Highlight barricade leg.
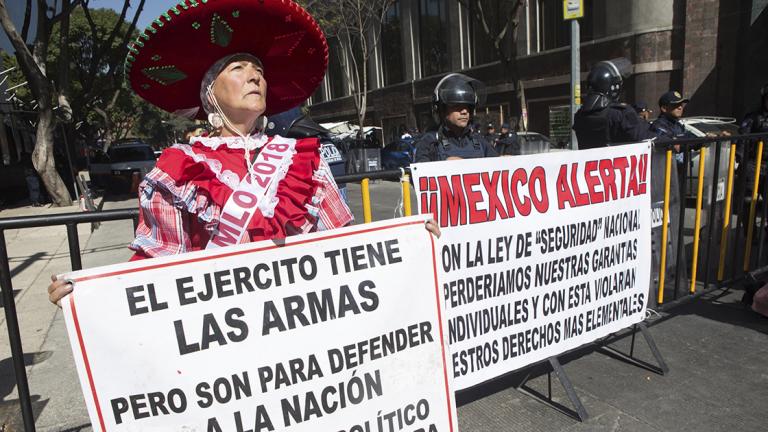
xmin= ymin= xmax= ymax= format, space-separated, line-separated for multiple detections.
xmin=744 ymin=141 xmax=764 ymax=271
xmin=717 ymin=143 xmax=738 ymax=281
xmin=637 ymin=323 xmax=670 ymax=374
xmin=401 ymin=173 xmax=412 ymax=217
xmin=601 ymin=324 xmax=669 ymax=376
xmin=757 ymin=159 xmax=768 ymax=266
xmin=704 ymin=142 xmax=723 ymax=290
xmin=729 ymin=142 xmax=751 ymax=279
xmin=515 ymin=357 xmax=589 ymax=422
xmin=690 ymin=148 xmax=707 ymax=293
xmin=361 ymin=178 xmax=372 ymax=223
xmin=548 ymin=357 xmax=589 ymax=422
xmin=658 ymin=150 xmax=673 ymax=304
xmin=674 ymin=150 xmax=690 ymax=299
xmin=0 ymin=231 xmax=37 ymax=431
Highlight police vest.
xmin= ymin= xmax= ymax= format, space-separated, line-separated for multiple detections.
xmin=574 ymin=107 xmax=610 ymax=150
xmin=434 ymin=132 xmax=488 ymax=161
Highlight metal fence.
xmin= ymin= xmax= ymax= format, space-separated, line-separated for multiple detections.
xmin=0 ymin=170 xmax=410 ymax=431
xmin=2 ymin=134 xmax=768 ymax=430
xmin=652 ymin=133 xmax=768 ymax=307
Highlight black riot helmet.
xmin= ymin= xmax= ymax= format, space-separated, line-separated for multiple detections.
xmin=582 ymin=58 xmax=633 ymax=111
xmin=431 ymin=73 xmax=486 ymax=123
xmin=265 ymin=107 xmax=330 ymax=139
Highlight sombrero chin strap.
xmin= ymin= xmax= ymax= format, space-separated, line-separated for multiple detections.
xmin=206 ymin=83 xmax=264 ymax=174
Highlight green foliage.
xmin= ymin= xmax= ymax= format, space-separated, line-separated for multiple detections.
xmin=1 ymin=52 xmax=34 ymax=105
xmin=45 ymin=6 xmax=182 ymax=147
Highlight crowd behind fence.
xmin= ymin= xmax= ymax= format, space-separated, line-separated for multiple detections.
xmin=2 ymin=133 xmax=768 ymax=431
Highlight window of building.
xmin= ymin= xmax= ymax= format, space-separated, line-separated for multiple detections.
xmin=468 ymin=1 xmax=506 ymax=66
xmin=382 ymin=2 xmax=405 ymax=85
xmin=534 ymin=0 xmax=595 ymax=52
xmin=328 ymin=38 xmax=346 ymax=100
xmin=419 ymin=0 xmax=450 ymax=77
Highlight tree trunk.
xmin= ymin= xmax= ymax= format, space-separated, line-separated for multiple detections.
xmin=0 ymin=0 xmax=73 ymax=206
xmin=34 ymin=106 xmax=72 ymax=205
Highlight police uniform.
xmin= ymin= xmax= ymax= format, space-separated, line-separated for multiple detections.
xmin=740 ymin=109 xmax=768 ymax=135
xmin=573 ymin=103 xmax=652 ymax=150
xmin=651 ymin=91 xmax=694 ymax=141
xmin=414 ymin=126 xmax=497 ymax=162
xmin=496 ymin=131 xmax=521 ymax=155
xmin=651 ymin=113 xmax=694 ymax=140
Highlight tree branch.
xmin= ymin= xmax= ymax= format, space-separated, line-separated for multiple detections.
xmin=49 ymin=0 xmax=83 ymax=26
xmin=0 ymin=0 xmax=46 ymax=98
xmin=93 ymin=0 xmax=130 ymax=70
xmin=100 ymin=0 xmax=145 ymax=87
xmin=21 ymin=0 xmax=32 ymax=41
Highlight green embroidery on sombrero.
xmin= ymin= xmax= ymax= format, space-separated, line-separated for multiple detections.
xmin=190 ymin=0 xmax=199 ymax=7
xmin=232 ymin=10 xmax=240 ymax=18
xmin=153 ymin=18 xmax=164 ymax=28
xmin=171 ymin=7 xmax=181 ymax=15
xmin=127 ymin=44 xmax=139 ymax=55
xmin=141 ymin=84 xmax=150 ymax=90
xmin=162 ymin=12 xmax=172 ymax=22
xmin=179 ymin=1 xmax=189 ymax=10
xmin=192 ymin=21 xmax=201 ymax=29
xmin=151 ymin=54 xmax=162 ymax=61
xmin=142 ymin=66 xmax=188 ymax=86
xmin=210 ymin=13 xmax=233 ymax=47
xmin=139 ymin=32 xmax=150 ymax=41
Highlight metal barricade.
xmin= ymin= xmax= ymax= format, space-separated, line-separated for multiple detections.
xmin=0 ymin=171 xmax=407 ymax=431
xmin=654 ymin=132 xmax=768 ymax=307
xmin=5 ymin=134 xmax=768 ymax=430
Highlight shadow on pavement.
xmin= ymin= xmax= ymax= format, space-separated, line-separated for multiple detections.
xmin=0 ymin=352 xmax=53 ymax=401
xmin=0 ymin=352 xmax=53 ymax=431
xmin=0 ymin=395 xmax=49 ymax=431
xmin=671 ymin=287 xmax=768 ymax=335
xmin=10 ymin=252 xmax=47 ymax=278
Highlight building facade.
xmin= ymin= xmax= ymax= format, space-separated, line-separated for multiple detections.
xmin=307 ymin=0 xmax=768 ymax=145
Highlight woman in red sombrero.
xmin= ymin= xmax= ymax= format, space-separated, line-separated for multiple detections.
xmin=48 ymin=0 xmax=439 ymax=304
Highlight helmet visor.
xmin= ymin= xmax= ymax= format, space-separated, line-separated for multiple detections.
xmin=604 ymin=58 xmax=633 ymax=79
xmin=436 ymin=73 xmax=487 ymax=108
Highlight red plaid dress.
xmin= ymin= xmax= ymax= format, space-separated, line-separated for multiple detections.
xmin=130 ymin=135 xmax=353 ymax=260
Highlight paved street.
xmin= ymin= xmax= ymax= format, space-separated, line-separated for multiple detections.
xmin=1 ymin=182 xmax=767 ymax=431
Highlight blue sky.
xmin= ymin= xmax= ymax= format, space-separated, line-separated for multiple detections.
xmin=1 ymin=0 xmax=180 ymax=53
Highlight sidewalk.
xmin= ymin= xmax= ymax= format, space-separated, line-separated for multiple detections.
xmin=1 ymin=184 xmax=767 ymax=431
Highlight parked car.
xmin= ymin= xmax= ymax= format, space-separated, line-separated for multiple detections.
xmin=89 ymin=139 xmax=157 ymax=192
xmin=500 ymin=132 xmax=553 ymax=155
xmin=679 ymin=117 xmax=739 ymax=206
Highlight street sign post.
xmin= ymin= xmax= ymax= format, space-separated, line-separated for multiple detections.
xmin=565 ymin=0 xmax=583 ymax=149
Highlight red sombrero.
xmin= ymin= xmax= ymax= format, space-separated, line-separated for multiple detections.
xmin=125 ymin=0 xmax=328 ymax=119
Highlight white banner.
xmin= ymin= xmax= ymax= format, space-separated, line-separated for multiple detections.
xmin=412 ymin=143 xmax=652 ymax=390
xmin=61 ymin=216 xmax=458 ymax=431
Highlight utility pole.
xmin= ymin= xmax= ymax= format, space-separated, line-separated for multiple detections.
xmin=564 ymin=0 xmax=583 ymax=150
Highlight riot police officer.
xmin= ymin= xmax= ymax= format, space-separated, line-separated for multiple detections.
xmin=740 ymin=83 xmax=768 ymax=135
xmin=266 ymin=107 xmax=348 ymax=201
xmin=496 ymin=121 xmax=521 ymax=156
xmin=573 ymin=58 xmax=653 ymax=149
xmin=651 ymin=91 xmax=694 ymax=141
xmin=414 ymin=73 xmax=497 ymax=162
xmin=632 ymin=102 xmax=652 ymax=122
xmin=484 ymin=123 xmax=498 ymax=144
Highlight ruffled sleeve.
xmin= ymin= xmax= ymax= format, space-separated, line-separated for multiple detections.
xmin=129 ymin=167 xmax=218 ymax=258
